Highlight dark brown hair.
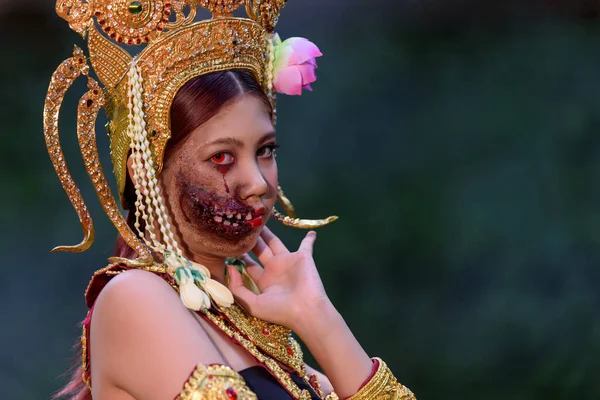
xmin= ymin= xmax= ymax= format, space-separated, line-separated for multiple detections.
xmin=54 ymin=69 xmax=271 ymax=399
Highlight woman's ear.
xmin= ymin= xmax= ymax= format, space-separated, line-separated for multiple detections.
xmin=126 ymin=155 xmax=137 ymax=187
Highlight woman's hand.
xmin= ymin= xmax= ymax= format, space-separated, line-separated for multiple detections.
xmin=226 ymin=226 xmax=331 ymax=331
xmin=228 ymin=226 xmax=375 ymax=398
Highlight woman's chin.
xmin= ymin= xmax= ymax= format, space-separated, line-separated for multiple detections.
xmin=199 ymin=228 xmax=262 ymax=258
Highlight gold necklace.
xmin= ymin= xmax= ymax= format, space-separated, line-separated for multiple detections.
xmin=218 ymin=303 xmax=306 ymax=377
xmin=199 ymin=306 xmax=317 ymax=400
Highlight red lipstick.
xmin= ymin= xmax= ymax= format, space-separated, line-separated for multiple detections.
xmin=249 ymin=206 xmax=266 ymax=228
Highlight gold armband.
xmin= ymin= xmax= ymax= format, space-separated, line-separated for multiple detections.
xmin=345 ymin=358 xmax=416 ymax=400
xmin=176 ymin=364 xmax=257 ymax=400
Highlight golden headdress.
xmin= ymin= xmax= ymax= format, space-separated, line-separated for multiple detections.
xmin=44 ymin=0 xmax=336 ymax=309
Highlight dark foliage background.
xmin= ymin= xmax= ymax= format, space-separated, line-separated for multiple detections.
xmin=1 ymin=0 xmax=600 ymax=399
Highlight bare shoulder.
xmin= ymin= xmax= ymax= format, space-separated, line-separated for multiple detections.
xmin=95 ymin=268 xmax=179 ymax=313
xmin=90 ymin=269 xmax=224 ymax=400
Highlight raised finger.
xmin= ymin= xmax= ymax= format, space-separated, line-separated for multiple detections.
xmin=298 ymin=231 xmax=317 ymax=255
xmin=260 ymin=226 xmax=289 ymax=255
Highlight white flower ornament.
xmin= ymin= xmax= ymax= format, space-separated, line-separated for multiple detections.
xmin=164 ymin=251 xmax=234 ymax=310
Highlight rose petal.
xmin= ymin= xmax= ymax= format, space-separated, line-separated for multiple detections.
xmin=303 ymin=84 xmax=313 ymax=92
xmin=297 ymin=63 xmax=317 ymax=85
xmin=274 ymin=65 xmax=303 ymax=95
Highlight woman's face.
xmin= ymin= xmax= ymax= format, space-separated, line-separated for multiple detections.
xmin=159 ymin=94 xmax=277 ymax=258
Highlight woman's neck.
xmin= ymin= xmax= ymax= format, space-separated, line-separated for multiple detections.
xmin=186 ymin=251 xmax=228 ymax=283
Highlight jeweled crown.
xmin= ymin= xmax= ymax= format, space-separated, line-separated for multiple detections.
xmin=57 ymin=0 xmax=284 ymax=197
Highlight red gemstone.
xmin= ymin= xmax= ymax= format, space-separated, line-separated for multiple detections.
xmin=94 ymin=11 xmax=101 ymax=16
xmin=103 ymin=26 xmax=111 ymax=32
xmin=127 ymin=38 xmax=133 ymax=45
xmin=157 ymin=25 xmax=163 ymax=31
xmin=286 ymin=347 xmax=294 ymax=356
xmin=225 ymin=387 xmax=237 ymax=400
xmin=98 ymin=19 xmax=105 ymax=25
xmin=165 ymin=2 xmax=171 ymax=7
xmin=164 ymin=9 xmax=171 ymax=16
xmin=144 ymin=36 xmax=150 ymax=42
xmin=262 ymin=328 xmax=269 ymax=335
xmin=78 ymin=58 xmax=84 ymax=64
xmin=117 ymin=36 xmax=124 ymax=43
xmin=136 ymin=38 xmax=141 ymax=44
xmin=110 ymin=33 xmax=116 ymax=39
xmin=86 ymin=99 xmax=93 ymax=107
xmin=93 ymin=89 xmax=98 ymax=95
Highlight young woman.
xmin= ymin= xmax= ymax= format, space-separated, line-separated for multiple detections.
xmin=47 ymin=1 xmax=416 ymax=399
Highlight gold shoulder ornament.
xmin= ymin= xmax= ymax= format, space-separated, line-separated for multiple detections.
xmin=177 ymin=364 xmax=257 ymax=400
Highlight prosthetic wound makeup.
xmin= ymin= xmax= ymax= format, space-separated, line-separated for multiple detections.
xmin=181 ymin=181 xmax=265 ymax=239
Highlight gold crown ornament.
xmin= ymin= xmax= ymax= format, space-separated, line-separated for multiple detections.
xmin=44 ymin=0 xmax=337 ymax=310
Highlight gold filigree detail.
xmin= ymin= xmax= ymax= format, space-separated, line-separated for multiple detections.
xmin=219 ymin=303 xmax=305 ymax=377
xmin=199 ymin=0 xmax=245 ymax=16
xmin=81 ymin=322 xmax=90 ymax=388
xmin=77 ymin=77 xmax=151 ymax=259
xmin=346 ymin=358 xmax=416 ymax=400
xmin=176 ymin=364 xmax=257 ymax=400
xmin=245 ymin=0 xmax=286 ymax=32
xmin=88 ymin=25 xmax=132 ymax=88
xmin=56 ymin=0 xmax=94 ymax=37
xmin=94 ymin=0 xmax=167 ymax=44
xmin=43 ymin=46 xmax=94 ymax=253
xmin=200 ymin=308 xmax=313 ymax=399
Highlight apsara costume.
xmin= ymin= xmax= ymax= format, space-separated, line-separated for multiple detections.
xmin=44 ymin=1 xmax=417 ymax=398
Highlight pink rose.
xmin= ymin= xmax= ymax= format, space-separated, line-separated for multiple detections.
xmin=272 ymin=34 xmax=323 ymax=96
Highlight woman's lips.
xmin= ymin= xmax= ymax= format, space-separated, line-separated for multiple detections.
xmin=249 ymin=206 xmax=266 ymax=228
xmin=249 ymin=216 xmax=263 ymax=228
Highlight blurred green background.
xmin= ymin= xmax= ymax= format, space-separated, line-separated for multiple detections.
xmin=1 ymin=0 xmax=600 ymax=399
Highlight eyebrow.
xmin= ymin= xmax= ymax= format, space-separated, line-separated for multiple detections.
xmin=201 ymin=131 xmax=276 ymax=149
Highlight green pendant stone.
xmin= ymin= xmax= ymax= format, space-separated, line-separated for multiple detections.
xmin=128 ymin=1 xmax=143 ymax=14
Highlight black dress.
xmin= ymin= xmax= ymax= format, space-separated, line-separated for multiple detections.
xmin=240 ymin=366 xmax=321 ymax=399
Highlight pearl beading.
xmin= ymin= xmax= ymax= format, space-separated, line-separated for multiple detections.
xmin=126 ymin=62 xmax=182 ymax=256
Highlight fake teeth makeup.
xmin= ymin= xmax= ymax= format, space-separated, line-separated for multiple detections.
xmin=209 ymin=208 xmax=264 ymax=230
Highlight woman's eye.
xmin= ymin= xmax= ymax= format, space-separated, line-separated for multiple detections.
xmin=257 ymin=144 xmax=278 ymax=158
xmin=210 ymin=152 xmax=235 ymax=165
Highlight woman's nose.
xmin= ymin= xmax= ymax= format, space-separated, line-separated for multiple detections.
xmin=238 ymin=162 xmax=269 ymax=200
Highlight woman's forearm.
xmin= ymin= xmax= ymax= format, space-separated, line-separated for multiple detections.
xmin=294 ymin=298 xmax=373 ymax=398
